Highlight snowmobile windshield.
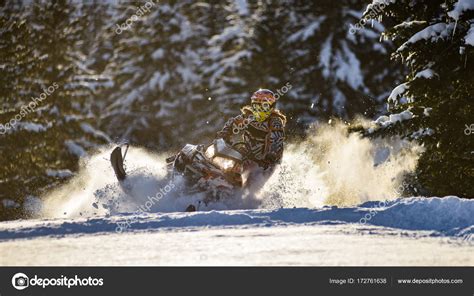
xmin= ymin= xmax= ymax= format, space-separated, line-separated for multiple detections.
xmin=205 ymin=145 xmax=237 ymax=171
xmin=205 ymin=139 xmax=243 ymax=171
xmin=213 ymin=138 xmax=243 ymax=162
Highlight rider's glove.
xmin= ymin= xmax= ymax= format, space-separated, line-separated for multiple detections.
xmin=257 ymin=152 xmax=278 ymax=170
xmin=265 ymin=152 xmax=278 ymax=163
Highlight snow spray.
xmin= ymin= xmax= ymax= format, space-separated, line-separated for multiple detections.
xmin=36 ymin=119 xmax=421 ymax=219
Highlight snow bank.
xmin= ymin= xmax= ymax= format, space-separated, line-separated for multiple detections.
xmin=368 ymin=196 xmax=474 ymax=235
xmin=1 ymin=196 xmax=472 ymax=241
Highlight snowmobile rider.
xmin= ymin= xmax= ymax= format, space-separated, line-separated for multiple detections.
xmin=216 ymin=89 xmax=287 ymax=169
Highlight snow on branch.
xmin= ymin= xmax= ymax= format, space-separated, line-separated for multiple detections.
xmin=448 ymin=0 xmax=474 ymax=21
xmin=388 ymin=82 xmax=409 ymax=104
xmin=397 ymin=23 xmax=455 ymax=52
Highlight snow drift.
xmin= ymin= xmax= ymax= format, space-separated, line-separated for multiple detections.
xmin=1 ymin=196 xmax=472 ymax=241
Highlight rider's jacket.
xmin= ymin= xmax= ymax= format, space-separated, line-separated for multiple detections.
xmin=216 ymin=106 xmax=286 ymax=168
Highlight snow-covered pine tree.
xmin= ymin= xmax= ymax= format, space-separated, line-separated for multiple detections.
xmin=359 ymin=0 xmax=474 ymax=198
xmin=203 ymin=0 xmax=269 ymax=134
xmin=204 ymin=0 xmax=402 ymax=134
xmin=100 ymin=0 xmax=212 ymax=148
xmin=0 ymin=4 xmax=42 ymax=219
xmin=280 ymin=0 xmax=403 ymax=125
xmin=0 ymin=1 xmax=110 ymax=219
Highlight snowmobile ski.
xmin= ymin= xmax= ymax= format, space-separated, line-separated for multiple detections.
xmin=110 ymin=145 xmax=127 ymax=181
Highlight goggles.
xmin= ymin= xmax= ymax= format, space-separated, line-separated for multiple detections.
xmin=251 ymin=102 xmax=273 ymax=113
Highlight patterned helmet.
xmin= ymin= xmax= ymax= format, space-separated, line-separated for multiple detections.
xmin=251 ymin=89 xmax=276 ymax=105
xmin=250 ymin=89 xmax=276 ymax=122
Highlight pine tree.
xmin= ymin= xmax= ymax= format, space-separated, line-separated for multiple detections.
xmin=100 ymin=0 xmax=212 ymax=148
xmin=0 ymin=3 xmax=42 ymax=219
xmin=357 ymin=0 xmax=474 ymax=198
xmin=280 ymin=0 xmax=403 ymax=123
xmin=0 ymin=1 xmax=110 ymax=220
xmin=204 ymin=0 xmax=402 ymax=134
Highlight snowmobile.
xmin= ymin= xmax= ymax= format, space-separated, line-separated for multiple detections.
xmin=110 ymin=138 xmax=255 ymax=211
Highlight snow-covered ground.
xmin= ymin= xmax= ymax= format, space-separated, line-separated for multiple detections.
xmin=0 ymin=196 xmax=472 ymax=266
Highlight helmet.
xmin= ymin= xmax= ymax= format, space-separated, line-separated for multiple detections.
xmin=250 ymin=89 xmax=276 ymax=122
